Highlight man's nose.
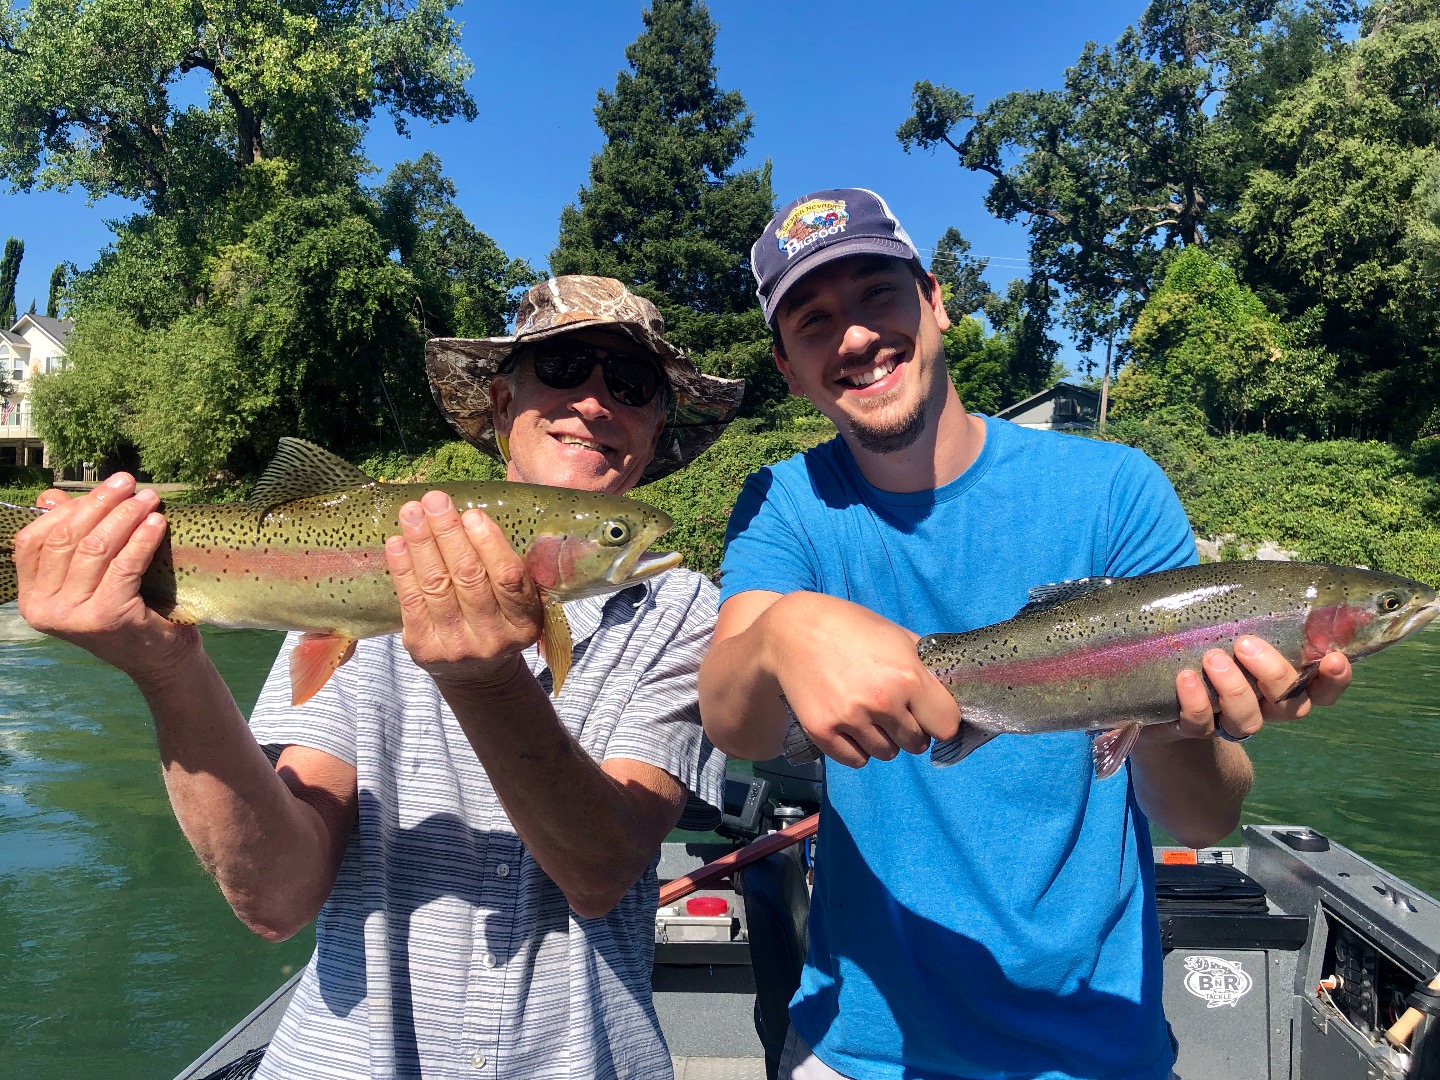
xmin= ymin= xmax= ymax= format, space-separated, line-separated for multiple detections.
xmin=569 ymin=366 xmax=614 ymax=418
xmin=839 ymin=321 xmax=881 ymax=356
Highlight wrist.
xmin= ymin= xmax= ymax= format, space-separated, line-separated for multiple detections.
xmin=428 ymin=652 xmax=536 ymax=702
xmin=127 ymin=628 xmax=209 ymax=696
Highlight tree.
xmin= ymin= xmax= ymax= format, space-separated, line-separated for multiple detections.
xmin=550 ymin=0 xmax=777 ymax=412
xmin=46 ymin=263 xmax=68 ymax=319
xmin=1111 ymin=247 xmax=1336 ymax=434
xmin=1224 ymin=0 xmax=1440 ymax=439
xmin=0 ymin=0 xmax=476 ymax=212
xmin=377 ymin=152 xmax=538 ymax=340
xmin=897 ymin=0 xmax=1358 ymax=349
xmin=0 ymin=236 xmax=21 ymax=327
xmin=1 ymin=1 xmax=522 ymax=479
xmin=930 ymin=227 xmax=995 ymax=323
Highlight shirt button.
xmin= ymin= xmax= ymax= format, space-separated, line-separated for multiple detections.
xmin=471 ymin=1050 xmax=486 ymax=1068
xmin=495 ymin=863 xmax=510 ymax=878
xmin=482 ymin=951 xmax=497 ymax=969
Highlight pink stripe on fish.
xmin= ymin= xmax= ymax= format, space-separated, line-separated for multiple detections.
xmin=942 ymin=613 xmax=1293 ymax=688
xmin=173 ymin=545 xmax=388 ymax=580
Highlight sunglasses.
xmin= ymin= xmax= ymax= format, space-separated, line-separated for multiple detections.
xmin=507 ymin=344 xmax=665 ymax=409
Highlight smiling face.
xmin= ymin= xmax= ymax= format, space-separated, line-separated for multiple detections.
xmin=490 ymin=329 xmax=669 ymax=495
xmin=772 ymin=255 xmax=952 ymax=456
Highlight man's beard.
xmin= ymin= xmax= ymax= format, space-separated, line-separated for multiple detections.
xmin=847 ymin=393 xmax=928 ymax=454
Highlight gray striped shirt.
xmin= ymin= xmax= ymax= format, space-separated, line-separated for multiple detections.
xmin=248 ymin=569 xmax=724 ymax=1080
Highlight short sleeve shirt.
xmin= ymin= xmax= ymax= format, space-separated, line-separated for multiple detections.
xmin=719 ymin=417 xmax=1196 ymax=1080
xmin=249 ymin=568 xmax=724 ymax=1080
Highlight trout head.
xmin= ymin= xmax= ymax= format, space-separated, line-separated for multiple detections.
xmin=522 ymin=501 xmax=681 ymax=601
xmin=1305 ymin=569 xmax=1440 ymax=662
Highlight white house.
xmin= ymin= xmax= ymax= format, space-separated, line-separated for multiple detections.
xmin=0 ymin=313 xmax=72 ymax=468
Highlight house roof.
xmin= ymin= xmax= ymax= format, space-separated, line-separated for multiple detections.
xmin=0 ymin=329 xmax=27 ymax=346
xmin=12 ymin=313 xmax=73 ymax=347
xmin=996 ymin=380 xmax=1100 ymax=419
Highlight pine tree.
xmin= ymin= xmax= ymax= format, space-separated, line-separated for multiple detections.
xmin=46 ymin=263 xmax=68 ymax=319
xmin=551 ymin=0 xmax=776 ymax=404
xmin=0 ymin=237 xmax=22 ymax=328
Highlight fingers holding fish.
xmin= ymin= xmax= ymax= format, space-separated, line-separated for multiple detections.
xmin=1201 ymin=648 xmax=1268 ymax=740
xmin=1300 ymin=650 xmax=1352 ymax=709
xmin=387 ymin=493 xmax=544 ymax=685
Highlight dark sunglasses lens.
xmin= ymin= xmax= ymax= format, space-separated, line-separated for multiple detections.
xmin=531 ymin=353 xmax=593 ymax=390
xmin=602 ymin=357 xmax=662 ymax=407
xmin=530 ymin=350 xmax=661 ymax=408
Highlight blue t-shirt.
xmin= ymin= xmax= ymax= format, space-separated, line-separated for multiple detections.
xmin=719 ymin=415 xmax=1197 ymax=1080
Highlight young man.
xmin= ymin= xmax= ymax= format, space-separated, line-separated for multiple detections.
xmin=698 ymin=189 xmax=1352 ymax=1080
xmin=14 ymin=276 xmax=744 ymax=1079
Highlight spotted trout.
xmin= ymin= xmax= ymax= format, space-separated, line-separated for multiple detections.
xmin=0 ymin=438 xmax=681 ymax=705
xmin=782 ymin=561 xmax=1438 ymax=779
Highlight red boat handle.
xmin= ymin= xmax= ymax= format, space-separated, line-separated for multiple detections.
xmin=659 ymin=813 xmax=819 ymax=907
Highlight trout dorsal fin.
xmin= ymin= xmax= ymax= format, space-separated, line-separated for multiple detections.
xmin=1017 ymin=576 xmax=1117 ymax=615
xmin=249 ymin=438 xmax=379 ymax=516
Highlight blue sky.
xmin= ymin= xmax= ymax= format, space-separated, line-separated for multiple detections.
xmin=0 ymin=0 xmax=1145 ymax=370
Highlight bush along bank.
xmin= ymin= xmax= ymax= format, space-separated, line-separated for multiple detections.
xmin=1101 ymin=409 xmax=1440 ymax=585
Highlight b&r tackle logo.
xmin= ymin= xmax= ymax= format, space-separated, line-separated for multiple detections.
xmin=776 ymin=199 xmax=849 ymax=258
xmin=1183 ymin=955 xmax=1253 ymax=1008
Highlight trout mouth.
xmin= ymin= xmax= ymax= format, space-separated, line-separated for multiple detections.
xmin=1392 ymin=598 xmax=1440 ymax=640
xmin=611 ymin=549 xmax=683 ymax=586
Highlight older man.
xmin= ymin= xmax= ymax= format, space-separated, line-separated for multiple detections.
xmin=14 ymin=276 xmax=743 ymax=1079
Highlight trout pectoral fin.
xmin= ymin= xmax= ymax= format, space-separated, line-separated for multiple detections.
xmin=1091 ymin=721 xmax=1144 ymax=780
xmin=930 ymin=723 xmax=1002 ymax=768
xmin=1278 ymin=660 xmax=1322 ymax=702
xmin=538 ymin=599 xmax=572 ymax=698
xmin=289 ymin=632 xmax=358 ymax=706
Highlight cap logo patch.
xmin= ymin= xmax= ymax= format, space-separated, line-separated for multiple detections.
xmin=776 ymin=199 xmax=849 ymax=258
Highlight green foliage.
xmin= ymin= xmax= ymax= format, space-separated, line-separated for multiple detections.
xmin=1102 ymin=414 xmax=1440 ymax=582
xmin=0 ymin=464 xmax=52 ymax=487
xmin=0 ymin=236 xmax=20 ymax=327
xmin=1114 ymin=247 xmax=1337 ymax=434
xmin=1221 ymin=0 xmax=1440 ymax=439
xmin=45 ymin=262 xmax=68 ymax=319
xmin=930 ymin=227 xmax=994 ymax=321
xmin=356 ymin=440 xmax=505 ymax=483
xmin=377 ymin=153 xmax=537 ymax=339
xmin=641 ymin=421 xmax=830 ymax=578
xmin=549 ymin=0 xmax=777 ymax=410
xmin=0 ymin=0 xmax=475 ymax=210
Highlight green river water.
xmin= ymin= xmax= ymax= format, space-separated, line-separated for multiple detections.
xmin=1 ymin=614 xmax=1437 ymax=1079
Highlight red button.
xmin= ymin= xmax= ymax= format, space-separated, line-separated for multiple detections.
xmin=686 ymin=896 xmax=729 ymax=917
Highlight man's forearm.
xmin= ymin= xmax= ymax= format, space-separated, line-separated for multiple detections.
xmin=439 ymin=663 xmax=682 ymax=918
xmin=137 ymin=650 xmax=352 ymax=940
xmin=697 ymin=598 xmax=796 ymax=761
xmin=1130 ymin=737 xmax=1253 ymax=849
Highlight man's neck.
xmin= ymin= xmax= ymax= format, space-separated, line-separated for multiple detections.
xmin=847 ymin=388 xmax=986 ymax=494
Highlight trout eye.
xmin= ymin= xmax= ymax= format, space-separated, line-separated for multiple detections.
xmin=1378 ymin=592 xmax=1402 ymax=613
xmin=601 ymin=520 xmax=631 ymax=546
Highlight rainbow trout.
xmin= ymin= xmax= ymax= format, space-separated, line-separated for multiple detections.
xmin=782 ymin=562 xmax=1437 ymax=778
xmin=0 ymin=439 xmax=681 ymax=705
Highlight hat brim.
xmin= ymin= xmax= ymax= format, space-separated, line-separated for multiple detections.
xmin=761 ymin=235 xmax=920 ymax=324
xmin=425 ymin=325 xmax=744 ymax=486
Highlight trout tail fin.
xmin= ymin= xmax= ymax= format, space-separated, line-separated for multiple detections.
xmin=0 ymin=502 xmax=46 ymax=605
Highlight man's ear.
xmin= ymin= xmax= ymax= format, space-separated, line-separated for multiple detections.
xmin=926 ymin=271 xmax=951 ymax=333
xmin=490 ymin=374 xmax=515 ymax=438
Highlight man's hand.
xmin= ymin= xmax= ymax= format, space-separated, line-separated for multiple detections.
xmin=385 ymin=490 xmax=545 ymax=692
xmin=757 ymin=592 xmax=960 ymax=769
xmin=1145 ymin=635 xmax=1353 ymax=748
xmin=14 ymin=473 xmax=201 ymax=682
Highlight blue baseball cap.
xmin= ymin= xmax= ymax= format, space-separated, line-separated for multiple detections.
xmin=751 ymin=187 xmax=923 ymax=325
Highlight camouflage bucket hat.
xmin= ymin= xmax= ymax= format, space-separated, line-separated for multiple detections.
xmin=426 ymin=276 xmax=745 ymax=485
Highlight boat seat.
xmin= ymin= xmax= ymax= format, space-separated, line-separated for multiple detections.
xmin=738 ymin=842 xmax=810 ymax=1080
